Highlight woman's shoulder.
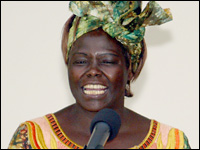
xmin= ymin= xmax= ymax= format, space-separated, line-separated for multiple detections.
xmin=8 ymin=113 xmax=57 ymax=149
xmin=17 ymin=114 xmax=53 ymax=133
xmin=8 ymin=122 xmax=32 ymax=149
xmin=126 ymin=109 xmax=191 ymax=149
xmin=149 ymin=120 xmax=191 ymax=149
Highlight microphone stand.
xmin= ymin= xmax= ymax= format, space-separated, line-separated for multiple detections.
xmin=84 ymin=122 xmax=110 ymax=149
xmin=84 ymin=145 xmax=104 ymax=149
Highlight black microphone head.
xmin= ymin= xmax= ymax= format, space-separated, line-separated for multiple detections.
xmin=90 ymin=108 xmax=121 ymax=142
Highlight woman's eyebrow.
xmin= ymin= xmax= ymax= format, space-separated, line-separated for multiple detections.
xmin=73 ymin=52 xmax=88 ymax=56
xmin=99 ymin=53 xmax=120 ymax=57
xmin=100 ymin=48 xmax=121 ymax=56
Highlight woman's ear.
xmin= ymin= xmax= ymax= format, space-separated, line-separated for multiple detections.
xmin=128 ymin=71 xmax=134 ymax=81
xmin=124 ymin=69 xmax=134 ymax=97
xmin=125 ymin=77 xmax=133 ymax=97
xmin=127 ymin=62 xmax=134 ymax=82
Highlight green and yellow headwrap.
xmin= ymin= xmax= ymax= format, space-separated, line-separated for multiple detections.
xmin=67 ymin=1 xmax=172 ymax=72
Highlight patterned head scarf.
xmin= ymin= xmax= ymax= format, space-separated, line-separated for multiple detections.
xmin=67 ymin=1 xmax=172 ymax=72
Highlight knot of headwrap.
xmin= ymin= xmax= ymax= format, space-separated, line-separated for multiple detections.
xmin=67 ymin=1 xmax=172 ymax=72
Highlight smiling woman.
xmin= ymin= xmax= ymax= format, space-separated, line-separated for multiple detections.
xmin=7 ymin=1 xmax=193 ymax=149
xmin=67 ymin=29 xmax=130 ymax=112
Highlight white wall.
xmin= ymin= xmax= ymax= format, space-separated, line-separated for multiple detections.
xmin=2 ymin=1 xmax=199 ymax=149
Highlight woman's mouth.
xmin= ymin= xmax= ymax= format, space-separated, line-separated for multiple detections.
xmin=83 ymin=84 xmax=108 ymax=95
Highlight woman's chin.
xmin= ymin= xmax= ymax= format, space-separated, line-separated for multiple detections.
xmin=80 ymin=101 xmax=110 ymax=112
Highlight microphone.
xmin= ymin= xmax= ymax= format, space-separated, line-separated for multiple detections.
xmin=85 ymin=108 xmax=121 ymax=149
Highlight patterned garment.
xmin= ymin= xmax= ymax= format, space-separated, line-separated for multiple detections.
xmin=8 ymin=114 xmax=191 ymax=149
xmin=67 ymin=1 xmax=173 ymax=72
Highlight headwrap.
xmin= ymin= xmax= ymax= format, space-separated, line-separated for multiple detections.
xmin=67 ymin=1 xmax=172 ymax=72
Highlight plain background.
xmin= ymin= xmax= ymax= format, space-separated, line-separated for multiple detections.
xmin=1 ymin=1 xmax=199 ymax=149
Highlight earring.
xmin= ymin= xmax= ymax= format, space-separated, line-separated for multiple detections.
xmin=125 ymin=80 xmax=133 ymax=97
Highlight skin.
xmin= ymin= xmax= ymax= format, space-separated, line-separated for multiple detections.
xmin=54 ymin=29 xmax=150 ymax=149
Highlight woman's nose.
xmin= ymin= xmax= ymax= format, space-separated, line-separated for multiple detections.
xmin=86 ymin=62 xmax=102 ymax=78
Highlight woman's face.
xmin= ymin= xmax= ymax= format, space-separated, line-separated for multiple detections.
xmin=67 ymin=29 xmax=130 ymax=112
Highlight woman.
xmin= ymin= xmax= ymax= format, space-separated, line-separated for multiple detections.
xmin=8 ymin=1 xmax=191 ymax=149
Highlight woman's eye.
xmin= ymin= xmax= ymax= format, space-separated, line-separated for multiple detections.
xmin=73 ymin=60 xmax=87 ymax=65
xmin=101 ymin=60 xmax=117 ymax=65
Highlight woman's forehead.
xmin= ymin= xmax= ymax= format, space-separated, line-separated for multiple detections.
xmin=70 ymin=29 xmax=124 ymax=55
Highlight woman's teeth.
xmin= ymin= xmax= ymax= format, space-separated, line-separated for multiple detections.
xmin=83 ymin=84 xmax=107 ymax=95
xmin=84 ymin=84 xmax=107 ymax=89
xmin=84 ymin=90 xmax=105 ymax=95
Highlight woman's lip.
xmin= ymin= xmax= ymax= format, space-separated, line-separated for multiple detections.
xmin=82 ymin=86 xmax=108 ymax=96
xmin=83 ymin=89 xmax=108 ymax=95
xmin=81 ymin=83 xmax=108 ymax=97
xmin=82 ymin=84 xmax=108 ymax=90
